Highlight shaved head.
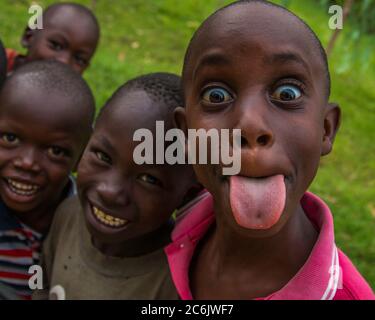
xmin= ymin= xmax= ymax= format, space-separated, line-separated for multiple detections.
xmin=43 ymin=2 xmax=100 ymax=43
xmin=183 ymin=0 xmax=330 ymax=98
xmin=98 ymin=72 xmax=183 ymax=128
xmin=0 ymin=60 xmax=95 ymax=137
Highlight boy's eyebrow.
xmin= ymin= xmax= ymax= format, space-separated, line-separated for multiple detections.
xmin=96 ymin=135 xmax=116 ymax=154
xmin=264 ymin=51 xmax=310 ymax=73
xmin=193 ymin=51 xmax=231 ymax=80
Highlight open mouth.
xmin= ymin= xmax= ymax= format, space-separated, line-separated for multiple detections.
xmin=91 ymin=205 xmax=129 ymax=229
xmin=6 ymin=178 xmax=40 ymax=197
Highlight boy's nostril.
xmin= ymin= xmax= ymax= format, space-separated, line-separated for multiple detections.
xmin=257 ymin=134 xmax=269 ymax=146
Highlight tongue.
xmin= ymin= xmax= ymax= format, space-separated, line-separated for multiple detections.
xmin=229 ymin=174 xmax=286 ymax=230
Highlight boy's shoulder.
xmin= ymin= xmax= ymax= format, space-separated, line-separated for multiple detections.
xmin=335 ymin=249 xmax=375 ymax=300
xmin=167 ymin=191 xmax=375 ymax=300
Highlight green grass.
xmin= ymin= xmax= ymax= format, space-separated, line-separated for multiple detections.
xmin=0 ymin=0 xmax=374 ymax=289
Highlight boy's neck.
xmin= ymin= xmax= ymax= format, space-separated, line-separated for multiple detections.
xmin=215 ymin=203 xmax=317 ymax=265
xmin=12 ymin=200 xmax=60 ymax=235
xmin=192 ymin=203 xmax=318 ymax=298
xmin=92 ymin=220 xmax=174 ymax=258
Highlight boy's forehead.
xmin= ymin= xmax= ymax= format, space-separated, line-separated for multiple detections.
xmin=186 ymin=4 xmax=321 ymax=80
xmin=99 ymin=89 xmax=173 ymax=133
xmin=43 ymin=6 xmax=98 ymax=47
xmin=0 ymin=81 xmax=88 ymax=133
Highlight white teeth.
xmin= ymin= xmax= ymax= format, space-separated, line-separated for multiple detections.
xmin=92 ymin=206 xmax=128 ymax=228
xmin=7 ymin=179 xmax=39 ymax=196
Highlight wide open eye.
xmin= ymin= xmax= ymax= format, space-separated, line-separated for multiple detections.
xmin=202 ymin=87 xmax=233 ymax=105
xmin=271 ymin=84 xmax=302 ymax=102
xmin=1 ymin=133 xmax=19 ymax=145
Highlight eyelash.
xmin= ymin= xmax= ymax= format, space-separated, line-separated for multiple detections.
xmin=47 ymin=146 xmax=70 ymax=159
xmin=272 ymin=78 xmax=306 ymax=94
xmin=138 ymin=173 xmax=163 ymax=188
xmin=200 ymin=83 xmax=234 ymax=108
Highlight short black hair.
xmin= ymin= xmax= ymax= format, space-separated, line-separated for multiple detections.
xmin=44 ymin=2 xmax=100 ymax=40
xmin=99 ymin=72 xmax=183 ymax=119
xmin=183 ymin=0 xmax=331 ymax=98
xmin=0 ymin=38 xmax=7 ymax=89
xmin=3 ymin=60 xmax=95 ymax=125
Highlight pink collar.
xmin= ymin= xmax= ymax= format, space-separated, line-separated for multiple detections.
xmin=165 ymin=191 xmax=341 ymax=300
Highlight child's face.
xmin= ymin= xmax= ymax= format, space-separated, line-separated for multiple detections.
xmin=23 ymin=8 xmax=98 ymax=74
xmin=179 ymin=5 xmax=340 ymax=236
xmin=77 ymin=90 xmax=194 ymax=245
xmin=0 ymin=86 xmax=87 ymax=214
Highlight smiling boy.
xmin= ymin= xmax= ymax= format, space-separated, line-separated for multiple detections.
xmin=167 ymin=0 xmax=374 ymax=300
xmin=0 ymin=60 xmax=94 ymax=299
xmin=6 ymin=2 xmax=99 ymax=74
xmin=33 ymin=73 xmax=198 ymax=300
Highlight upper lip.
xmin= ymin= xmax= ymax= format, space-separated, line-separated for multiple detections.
xmin=4 ymin=176 xmax=42 ymax=187
xmin=224 ymin=169 xmax=291 ymax=180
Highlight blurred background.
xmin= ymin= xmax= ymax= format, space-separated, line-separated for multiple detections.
xmin=0 ymin=0 xmax=374 ymax=289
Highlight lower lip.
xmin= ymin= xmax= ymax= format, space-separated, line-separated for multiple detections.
xmin=2 ymin=179 xmax=40 ymax=204
xmin=86 ymin=203 xmax=130 ymax=235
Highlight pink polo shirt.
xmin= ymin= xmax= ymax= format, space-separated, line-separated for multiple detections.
xmin=165 ymin=191 xmax=374 ymax=300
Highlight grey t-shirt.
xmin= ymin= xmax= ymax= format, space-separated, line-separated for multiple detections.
xmin=32 ymin=196 xmax=179 ymax=300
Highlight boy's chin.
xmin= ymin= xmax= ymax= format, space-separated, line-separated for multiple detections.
xmin=0 ymin=192 xmax=42 ymax=214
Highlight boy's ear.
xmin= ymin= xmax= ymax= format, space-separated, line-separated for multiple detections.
xmin=173 ymin=107 xmax=189 ymax=168
xmin=174 ymin=107 xmax=189 ymax=157
xmin=173 ymin=107 xmax=188 ymax=135
xmin=321 ymin=102 xmax=341 ymax=156
xmin=21 ymin=26 xmax=35 ymax=49
xmin=73 ymin=131 xmax=92 ymax=172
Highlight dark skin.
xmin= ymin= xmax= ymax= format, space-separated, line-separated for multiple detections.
xmin=175 ymin=4 xmax=341 ymax=299
xmin=77 ymin=89 xmax=197 ymax=257
xmin=16 ymin=5 xmax=99 ymax=74
xmin=0 ymin=80 xmax=91 ymax=234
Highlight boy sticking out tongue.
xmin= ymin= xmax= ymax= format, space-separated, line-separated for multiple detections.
xmin=167 ymin=0 xmax=374 ymax=300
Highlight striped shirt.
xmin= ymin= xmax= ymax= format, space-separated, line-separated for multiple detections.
xmin=0 ymin=177 xmax=76 ymax=300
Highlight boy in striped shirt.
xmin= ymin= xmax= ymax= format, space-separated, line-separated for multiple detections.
xmin=0 ymin=60 xmax=94 ymax=299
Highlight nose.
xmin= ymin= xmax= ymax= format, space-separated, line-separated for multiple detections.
xmin=13 ymin=147 xmax=42 ymax=173
xmin=96 ymin=176 xmax=130 ymax=208
xmin=235 ymin=96 xmax=274 ymax=150
xmin=55 ymin=52 xmax=72 ymax=66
